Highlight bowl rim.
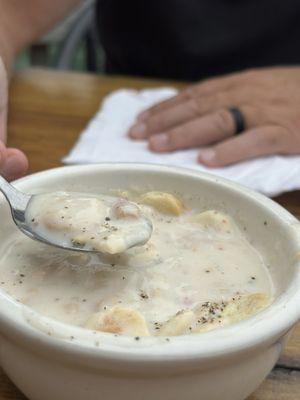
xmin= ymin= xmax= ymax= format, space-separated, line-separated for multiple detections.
xmin=0 ymin=163 xmax=299 ymax=364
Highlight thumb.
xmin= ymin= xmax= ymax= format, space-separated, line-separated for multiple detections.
xmin=1 ymin=148 xmax=28 ymax=181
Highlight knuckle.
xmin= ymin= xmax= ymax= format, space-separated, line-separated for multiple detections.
xmin=214 ymin=91 xmax=228 ymax=104
xmin=260 ymin=128 xmax=285 ymax=151
xmin=196 ymin=76 xmax=218 ymax=91
xmin=214 ymin=109 xmax=234 ymax=134
xmin=168 ymin=131 xmax=180 ymax=148
xmin=192 ymin=92 xmax=226 ymax=114
xmin=188 ymin=98 xmax=204 ymax=116
xmin=183 ymin=86 xmax=198 ymax=100
xmin=147 ymin=116 xmax=164 ymax=132
xmin=242 ymin=69 xmax=259 ymax=82
xmin=245 ymin=104 xmax=267 ymax=127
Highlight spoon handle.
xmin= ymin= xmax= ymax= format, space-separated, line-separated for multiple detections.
xmin=0 ymin=175 xmax=31 ymax=212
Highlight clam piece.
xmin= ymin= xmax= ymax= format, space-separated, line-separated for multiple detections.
xmin=141 ymin=191 xmax=183 ymax=215
xmin=190 ymin=210 xmax=236 ymax=235
xmin=85 ymin=306 xmax=150 ymax=336
xmin=158 ymin=309 xmax=195 ymax=336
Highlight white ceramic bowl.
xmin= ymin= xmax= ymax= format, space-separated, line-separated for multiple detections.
xmin=0 ymin=164 xmax=299 ymax=400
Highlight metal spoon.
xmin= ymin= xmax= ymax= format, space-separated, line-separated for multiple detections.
xmin=0 ymin=175 xmax=151 ymax=256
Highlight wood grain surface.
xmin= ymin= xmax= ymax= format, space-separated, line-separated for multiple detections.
xmin=1 ymin=68 xmax=299 ymax=400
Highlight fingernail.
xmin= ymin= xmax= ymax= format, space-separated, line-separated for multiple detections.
xmin=137 ymin=110 xmax=150 ymax=122
xmin=2 ymin=155 xmax=24 ymax=181
xmin=129 ymin=123 xmax=147 ymax=139
xmin=199 ymin=149 xmax=216 ymax=164
xmin=150 ymin=133 xmax=169 ymax=151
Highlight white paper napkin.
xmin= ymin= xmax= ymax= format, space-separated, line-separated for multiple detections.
xmin=63 ymin=87 xmax=300 ymax=197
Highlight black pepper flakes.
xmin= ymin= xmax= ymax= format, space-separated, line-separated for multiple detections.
xmin=105 ymin=217 xmax=111 ymax=221
xmin=140 ymin=291 xmax=149 ymax=299
xmin=134 ymin=336 xmax=140 ymax=341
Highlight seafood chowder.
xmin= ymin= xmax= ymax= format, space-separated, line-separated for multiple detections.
xmin=0 ymin=190 xmax=273 ymax=337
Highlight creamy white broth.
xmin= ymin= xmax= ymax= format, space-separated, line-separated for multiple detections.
xmin=0 ymin=191 xmax=274 ymax=337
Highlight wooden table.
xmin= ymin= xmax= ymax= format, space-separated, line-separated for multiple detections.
xmin=2 ymin=68 xmax=299 ymax=399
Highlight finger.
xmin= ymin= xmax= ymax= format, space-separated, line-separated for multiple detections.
xmin=1 ymin=148 xmax=28 ymax=181
xmin=0 ymin=106 xmax=7 ymax=143
xmin=137 ymin=70 xmax=254 ymax=122
xmin=129 ymin=90 xmax=254 ymax=139
xmin=0 ymin=58 xmax=8 ymax=143
xmin=148 ymin=106 xmax=257 ymax=153
xmin=0 ymin=140 xmax=7 ymax=169
xmin=198 ymin=125 xmax=285 ymax=167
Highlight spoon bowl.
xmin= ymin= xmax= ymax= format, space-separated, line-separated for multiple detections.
xmin=0 ymin=175 xmax=151 ymax=258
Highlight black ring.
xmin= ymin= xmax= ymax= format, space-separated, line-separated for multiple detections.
xmin=228 ymin=107 xmax=245 ymax=135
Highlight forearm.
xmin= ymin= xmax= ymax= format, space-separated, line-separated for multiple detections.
xmin=0 ymin=0 xmax=83 ymax=71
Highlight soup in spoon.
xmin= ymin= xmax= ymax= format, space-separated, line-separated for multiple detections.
xmin=25 ymin=192 xmax=153 ymax=254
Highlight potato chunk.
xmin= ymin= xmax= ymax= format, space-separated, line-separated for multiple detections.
xmin=190 ymin=210 xmax=236 ymax=234
xmin=157 ymin=310 xmax=195 ymax=336
xmin=193 ymin=293 xmax=271 ymax=333
xmin=141 ymin=191 xmax=183 ymax=216
xmin=222 ymin=293 xmax=270 ymax=323
xmin=85 ymin=306 xmax=150 ymax=336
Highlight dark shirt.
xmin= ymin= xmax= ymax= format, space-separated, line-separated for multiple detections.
xmin=96 ymin=0 xmax=300 ymax=81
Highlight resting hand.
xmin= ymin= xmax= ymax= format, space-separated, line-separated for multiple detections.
xmin=0 ymin=56 xmax=28 ymax=181
xmin=129 ymin=67 xmax=300 ymax=166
